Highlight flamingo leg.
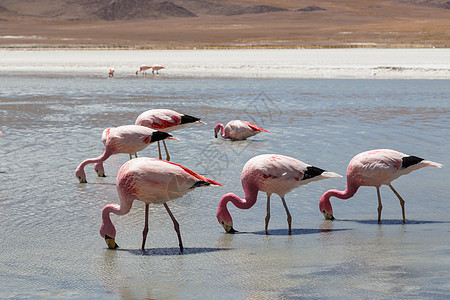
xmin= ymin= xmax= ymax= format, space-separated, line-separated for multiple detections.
xmin=142 ymin=203 xmax=149 ymax=250
xmin=157 ymin=141 xmax=162 ymax=160
xmin=265 ymin=194 xmax=271 ymax=234
xmin=163 ymin=203 xmax=183 ymax=252
xmin=376 ymin=187 xmax=383 ymax=224
xmin=162 ymin=140 xmax=170 ymax=161
xmin=134 ymin=152 xmax=138 ymax=158
xmin=280 ymin=196 xmax=292 ymax=234
xmin=388 ymin=184 xmax=406 ymax=223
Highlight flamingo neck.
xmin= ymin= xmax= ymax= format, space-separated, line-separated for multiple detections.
xmin=215 ymin=123 xmax=226 ymax=138
xmin=218 ymin=186 xmax=258 ymax=215
xmin=77 ymin=149 xmax=112 ymax=171
xmin=100 ymin=203 xmax=131 ymax=238
xmin=320 ymin=182 xmax=359 ymax=205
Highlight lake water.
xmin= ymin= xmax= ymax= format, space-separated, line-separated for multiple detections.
xmin=0 ymin=50 xmax=449 ymax=299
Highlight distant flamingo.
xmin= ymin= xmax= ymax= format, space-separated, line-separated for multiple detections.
xmin=151 ymin=65 xmax=165 ymax=74
xmin=135 ymin=109 xmax=205 ymax=161
xmin=216 ymin=154 xmax=341 ymax=234
xmin=0 ymin=130 xmax=4 ymax=135
xmin=100 ymin=157 xmax=222 ymax=251
xmin=136 ymin=64 xmax=151 ymax=75
xmin=214 ymin=120 xmax=269 ymax=140
xmin=75 ymin=125 xmax=176 ymax=183
xmin=319 ymin=149 xmax=443 ymax=223
xmin=108 ymin=68 xmax=115 ymax=77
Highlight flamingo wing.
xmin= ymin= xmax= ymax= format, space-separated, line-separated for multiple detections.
xmin=242 ymin=121 xmax=269 ymax=132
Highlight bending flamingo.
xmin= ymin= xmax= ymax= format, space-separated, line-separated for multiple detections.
xmin=108 ymin=68 xmax=115 ymax=77
xmin=151 ymin=65 xmax=165 ymax=74
xmin=135 ymin=109 xmax=205 ymax=161
xmin=214 ymin=120 xmax=269 ymax=141
xmin=216 ymin=154 xmax=341 ymax=234
xmin=136 ymin=64 xmax=151 ymax=75
xmin=100 ymin=157 xmax=222 ymax=251
xmin=319 ymin=149 xmax=443 ymax=223
xmin=75 ymin=125 xmax=175 ymax=183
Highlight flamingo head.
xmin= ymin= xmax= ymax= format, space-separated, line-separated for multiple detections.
xmin=319 ymin=194 xmax=335 ymax=220
xmin=216 ymin=194 xmax=237 ymax=233
xmin=213 ymin=124 xmax=222 ymax=138
xmin=100 ymin=206 xmax=119 ymax=249
xmin=75 ymin=167 xmax=87 ymax=183
xmin=94 ymin=162 xmax=106 ymax=177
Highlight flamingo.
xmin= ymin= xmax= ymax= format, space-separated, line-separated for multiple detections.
xmin=136 ymin=64 xmax=151 ymax=75
xmin=319 ymin=149 xmax=443 ymax=223
xmin=100 ymin=157 xmax=222 ymax=251
xmin=0 ymin=130 xmax=4 ymax=135
xmin=216 ymin=154 xmax=342 ymax=234
xmin=75 ymin=125 xmax=176 ymax=183
xmin=108 ymin=68 xmax=115 ymax=77
xmin=151 ymin=65 xmax=165 ymax=74
xmin=214 ymin=120 xmax=269 ymax=140
xmin=135 ymin=109 xmax=205 ymax=161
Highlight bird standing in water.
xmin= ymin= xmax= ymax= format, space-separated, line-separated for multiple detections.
xmin=135 ymin=109 xmax=205 ymax=161
xmin=214 ymin=120 xmax=269 ymax=141
xmin=216 ymin=154 xmax=341 ymax=234
xmin=319 ymin=149 xmax=442 ymax=223
xmin=100 ymin=157 xmax=222 ymax=251
xmin=75 ymin=125 xmax=175 ymax=183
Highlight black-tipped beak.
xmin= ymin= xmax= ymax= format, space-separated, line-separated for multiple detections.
xmin=227 ymin=227 xmax=238 ymax=234
xmin=105 ymin=235 xmax=119 ymax=249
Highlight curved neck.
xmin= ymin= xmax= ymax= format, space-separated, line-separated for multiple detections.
xmin=320 ymin=183 xmax=359 ymax=205
xmin=77 ymin=149 xmax=112 ymax=170
xmin=219 ymin=186 xmax=259 ymax=212
xmin=215 ymin=124 xmax=225 ymax=138
xmin=100 ymin=201 xmax=133 ymax=238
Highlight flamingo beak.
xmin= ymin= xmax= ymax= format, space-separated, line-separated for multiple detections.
xmin=322 ymin=212 xmax=335 ymax=220
xmin=222 ymin=223 xmax=238 ymax=234
xmin=78 ymin=177 xmax=87 ymax=184
xmin=214 ymin=131 xmax=218 ymax=138
xmin=96 ymin=170 xmax=106 ymax=177
xmin=105 ymin=235 xmax=119 ymax=249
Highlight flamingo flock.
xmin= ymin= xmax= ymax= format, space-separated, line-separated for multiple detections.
xmin=75 ymin=106 xmax=442 ymax=252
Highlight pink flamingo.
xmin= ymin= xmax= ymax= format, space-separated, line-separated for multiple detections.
xmin=216 ymin=154 xmax=341 ymax=234
xmin=151 ymin=65 xmax=165 ymax=74
xmin=319 ymin=149 xmax=443 ymax=223
xmin=75 ymin=125 xmax=176 ymax=183
xmin=0 ymin=130 xmax=4 ymax=135
xmin=214 ymin=120 xmax=269 ymax=140
xmin=107 ymin=68 xmax=115 ymax=77
xmin=136 ymin=64 xmax=151 ymax=75
xmin=135 ymin=109 xmax=205 ymax=161
xmin=100 ymin=157 xmax=222 ymax=251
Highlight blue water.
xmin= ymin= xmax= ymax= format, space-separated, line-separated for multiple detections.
xmin=0 ymin=74 xmax=449 ymax=299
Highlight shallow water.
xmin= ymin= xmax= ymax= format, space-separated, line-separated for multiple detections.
xmin=0 ymin=55 xmax=449 ymax=298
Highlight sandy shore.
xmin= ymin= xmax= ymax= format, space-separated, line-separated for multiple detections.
xmin=0 ymin=48 xmax=449 ymax=79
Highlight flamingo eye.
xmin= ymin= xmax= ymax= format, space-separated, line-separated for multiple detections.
xmin=221 ymin=221 xmax=224 ymax=225
xmin=322 ymin=210 xmax=326 ymax=213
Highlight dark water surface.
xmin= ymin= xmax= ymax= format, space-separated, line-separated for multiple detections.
xmin=0 ymin=75 xmax=449 ymax=299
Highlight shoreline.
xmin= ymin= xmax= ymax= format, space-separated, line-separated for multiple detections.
xmin=0 ymin=48 xmax=448 ymax=80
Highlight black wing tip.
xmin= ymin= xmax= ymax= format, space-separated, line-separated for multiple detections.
xmin=150 ymin=131 xmax=171 ymax=142
xmin=180 ymin=114 xmax=201 ymax=125
xmin=190 ymin=181 xmax=211 ymax=189
xmin=402 ymin=156 xmax=424 ymax=169
xmin=302 ymin=166 xmax=325 ymax=180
